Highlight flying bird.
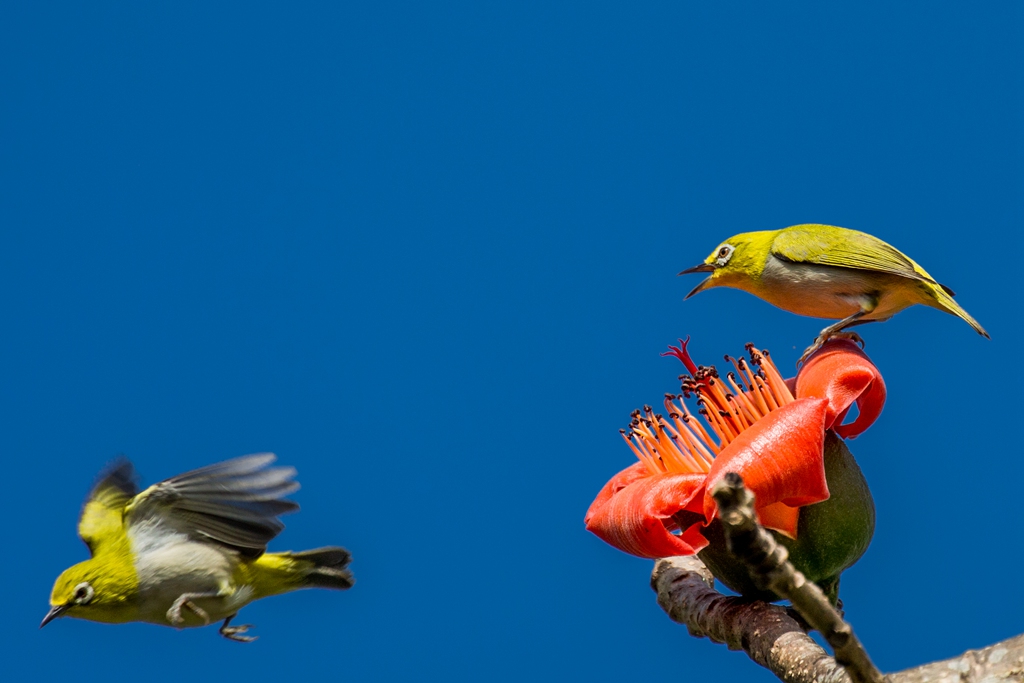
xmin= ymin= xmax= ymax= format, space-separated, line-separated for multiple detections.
xmin=42 ymin=453 xmax=353 ymax=641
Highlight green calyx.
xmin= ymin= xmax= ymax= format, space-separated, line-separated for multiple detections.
xmin=697 ymin=431 xmax=875 ymax=603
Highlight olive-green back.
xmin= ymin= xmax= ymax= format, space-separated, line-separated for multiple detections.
xmin=770 ymin=224 xmax=953 ymax=295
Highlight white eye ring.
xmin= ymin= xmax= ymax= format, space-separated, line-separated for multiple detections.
xmin=73 ymin=582 xmax=94 ymax=605
xmin=714 ymin=244 xmax=734 ymax=267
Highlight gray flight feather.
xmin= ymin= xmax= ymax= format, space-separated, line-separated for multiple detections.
xmin=126 ymin=453 xmax=300 ymax=557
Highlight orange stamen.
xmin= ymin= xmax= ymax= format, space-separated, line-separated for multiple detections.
xmin=699 ymin=397 xmax=737 ymax=444
xmin=621 ymin=430 xmax=663 ymax=475
xmin=628 ymin=405 xmax=709 ymax=475
xmin=647 ymin=409 xmax=702 ymax=471
xmin=705 ymin=378 xmax=745 ymax=433
xmin=640 ymin=411 xmax=693 ymax=473
xmin=738 ymin=359 xmax=770 ymax=415
xmin=724 ymin=356 xmax=751 ymax=391
xmin=677 ymin=403 xmax=720 ymax=454
xmin=633 ymin=425 xmax=667 ymax=472
xmin=757 ymin=349 xmax=795 ymax=405
xmin=665 ymin=393 xmax=717 ymax=455
xmin=726 ymin=373 xmax=763 ymax=421
xmin=695 ymin=407 xmax=726 ymax=446
xmin=755 ymin=377 xmax=780 ymax=411
xmin=704 ymin=378 xmax=730 ymax=414
xmin=726 ymin=394 xmax=752 ymax=429
xmin=676 ymin=414 xmax=718 ymax=464
xmin=624 ymin=341 xmax=799 ymax=476
xmin=659 ymin=419 xmax=713 ymax=472
xmin=656 ymin=422 xmax=703 ymax=473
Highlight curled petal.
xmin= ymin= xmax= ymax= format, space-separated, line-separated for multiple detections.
xmin=584 ymin=461 xmax=650 ymax=527
xmin=703 ymin=398 xmax=830 ymax=522
xmin=585 ymin=472 xmax=708 ymax=558
xmin=796 ymin=339 xmax=886 ymax=438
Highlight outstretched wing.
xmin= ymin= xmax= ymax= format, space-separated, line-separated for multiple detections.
xmin=771 ymin=224 xmax=955 ymax=295
xmin=78 ymin=459 xmax=138 ymax=556
xmin=124 ymin=453 xmax=299 ymax=558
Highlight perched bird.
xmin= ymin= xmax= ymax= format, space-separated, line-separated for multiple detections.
xmin=679 ymin=224 xmax=988 ymax=361
xmin=42 ymin=453 xmax=353 ymax=642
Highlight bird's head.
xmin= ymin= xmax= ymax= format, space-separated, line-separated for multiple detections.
xmin=678 ymin=231 xmax=774 ymax=298
xmin=42 ymin=558 xmax=137 ymax=627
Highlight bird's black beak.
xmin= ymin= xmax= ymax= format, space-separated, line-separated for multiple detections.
xmin=677 ymin=263 xmax=716 ymax=276
xmin=678 ymin=263 xmax=717 ymax=299
xmin=40 ymin=604 xmax=69 ymax=628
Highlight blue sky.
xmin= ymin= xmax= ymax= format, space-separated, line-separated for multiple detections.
xmin=2 ymin=3 xmax=1020 ymax=681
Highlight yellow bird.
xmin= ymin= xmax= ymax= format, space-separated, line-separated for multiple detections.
xmin=42 ymin=453 xmax=353 ymax=642
xmin=679 ymin=224 xmax=988 ymax=361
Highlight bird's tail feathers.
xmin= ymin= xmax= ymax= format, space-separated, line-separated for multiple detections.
xmin=932 ymin=286 xmax=989 ymax=339
xmin=254 ymin=546 xmax=354 ymax=596
xmin=288 ymin=547 xmax=355 ymax=590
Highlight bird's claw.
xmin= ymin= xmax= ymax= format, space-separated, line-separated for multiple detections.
xmin=830 ymin=331 xmax=865 ymax=348
xmin=220 ymin=615 xmax=257 ymax=642
xmin=797 ymin=331 xmax=866 ymax=366
xmin=220 ymin=623 xmax=257 ymax=643
xmin=796 ymin=345 xmax=817 ymax=367
xmin=167 ymin=596 xmax=211 ymax=627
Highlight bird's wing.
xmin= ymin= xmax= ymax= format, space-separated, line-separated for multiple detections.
xmin=78 ymin=459 xmax=138 ymax=556
xmin=770 ymin=225 xmax=950 ymax=291
xmin=123 ymin=453 xmax=299 ymax=558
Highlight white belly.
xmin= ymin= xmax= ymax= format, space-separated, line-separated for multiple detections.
xmin=131 ymin=523 xmax=253 ymax=627
xmin=754 ymin=256 xmax=919 ymax=320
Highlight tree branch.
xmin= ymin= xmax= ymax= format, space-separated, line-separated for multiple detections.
xmin=887 ymin=635 xmax=1024 ymax=682
xmin=652 ymin=555 xmax=853 ymax=683
xmin=710 ymin=473 xmax=885 ymax=683
xmin=650 ymin=473 xmax=1024 ymax=683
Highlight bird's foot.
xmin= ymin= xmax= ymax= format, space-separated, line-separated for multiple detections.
xmin=167 ymin=595 xmax=211 ymax=627
xmin=830 ymin=331 xmax=865 ymax=348
xmin=797 ymin=338 xmax=825 ymax=366
xmin=220 ymin=615 xmax=257 ymax=643
xmin=797 ymin=331 xmax=865 ymax=366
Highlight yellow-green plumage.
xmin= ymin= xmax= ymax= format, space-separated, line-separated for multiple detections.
xmin=44 ymin=454 xmax=353 ymax=641
xmin=680 ymin=224 xmax=988 ymax=357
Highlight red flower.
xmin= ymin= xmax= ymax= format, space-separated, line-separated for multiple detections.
xmin=585 ymin=338 xmax=885 ymax=559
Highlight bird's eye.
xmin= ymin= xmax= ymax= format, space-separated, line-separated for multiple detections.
xmin=72 ymin=582 xmax=94 ymax=605
xmin=714 ymin=244 xmax=734 ymax=265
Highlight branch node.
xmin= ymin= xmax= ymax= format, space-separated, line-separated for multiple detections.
xmin=711 ymin=473 xmax=885 ymax=683
xmin=651 ymin=481 xmax=1024 ymax=683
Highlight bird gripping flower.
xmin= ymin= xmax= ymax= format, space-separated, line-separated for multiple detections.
xmin=679 ymin=224 xmax=988 ymax=363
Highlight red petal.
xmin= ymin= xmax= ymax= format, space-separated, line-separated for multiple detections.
xmin=702 ymin=398 xmax=830 ymax=521
xmin=796 ymin=339 xmax=886 ymax=438
xmin=584 ymin=461 xmax=650 ymax=526
xmin=585 ymin=471 xmax=709 ymax=558
xmin=758 ymin=501 xmax=800 ymax=539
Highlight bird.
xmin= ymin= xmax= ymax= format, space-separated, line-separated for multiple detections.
xmin=42 ymin=453 xmax=353 ymax=642
xmin=678 ymin=224 xmax=988 ymax=362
